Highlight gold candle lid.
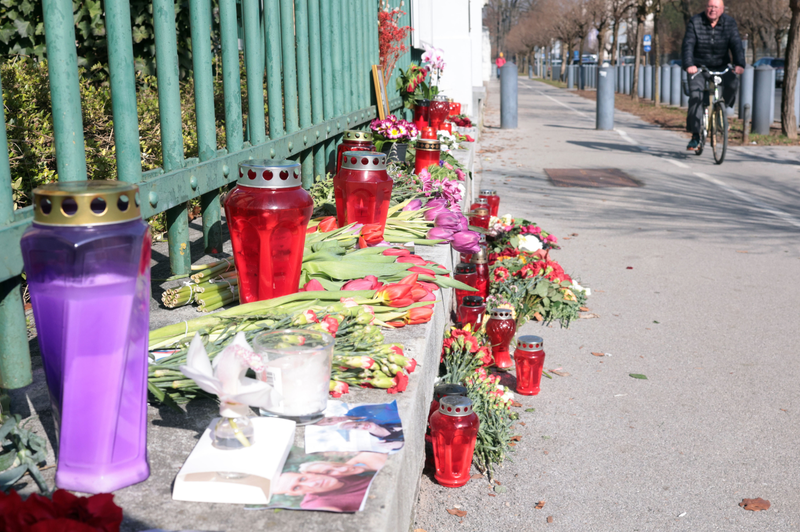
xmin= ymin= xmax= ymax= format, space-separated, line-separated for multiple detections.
xmin=416 ymin=139 xmax=441 ymax=150
xmin=343 ymin=130 xmax=373 ymax=142
xmin=32 ymin=180 xmax=141 ymax=226
xmin=472 ymin=207 xmax=490 ymax=216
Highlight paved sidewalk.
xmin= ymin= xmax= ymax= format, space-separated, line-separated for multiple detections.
xmin=414 ymin=79 xmax=800 ymax=531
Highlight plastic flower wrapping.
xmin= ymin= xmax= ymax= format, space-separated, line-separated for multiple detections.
xmin=370 ymin=114 xmax=418 ymax=141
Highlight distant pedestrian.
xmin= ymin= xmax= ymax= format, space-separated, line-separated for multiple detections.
xmin=496 ymin=53 xmax=506 ymax=79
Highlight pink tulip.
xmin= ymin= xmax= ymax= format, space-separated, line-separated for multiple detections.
xmin=427 ymin=227 xmax=455 ymax=241
xmin=434 ymin=212 xmax=463 ymax=231
xmin=424 ymin=205 xmax=449 ymax=221
xmin=342 ymin=275 xmax=383 ymax=291
xmin=402 ymin=199 xmax=423 ymax=211
xmin=300 ymin=279 xmax=326 ymax=292
xmin=450 ymin=231 xmax=481 ymax=253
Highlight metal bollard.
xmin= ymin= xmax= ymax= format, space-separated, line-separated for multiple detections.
xmin=681 ymin=70 xmax=689 ymax=107
xmin=623 ymin=65 xmax=631 ymax=95
xmin=644 ymin=66 xmax=653 ymax=100
xmin=661 ymin=64 xmax=671 ymax=104
xmin=529 ymin=64 xmax=533 ymax=79
xmin=500 ymin=62 xmax=518 ymax=129
xmin=597 ymin=67 xmax=615 ymax=130
xmin=567 ymin=65 xmax=575 ymax=89
xmin=742 ymin=103 xmax=751 ymax=144
xmin=590 ymin=65 xmax=595 ymax=88
xmin=616 ymin=65 xmax=622 ymax=92
xmin=670 ymin=64 xmax=681 ymax=106
xmin=554 ymin=64 xmax=562 ymax=83
xmin=638 ymin=66 xmax=645 ymax=98
xmin=752 ymin=65 xmax=773 ymax=135
xmin=769 ymin=68 xmax=776 ymax=124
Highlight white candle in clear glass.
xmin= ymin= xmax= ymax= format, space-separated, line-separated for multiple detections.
xmin=253 ymin=329 xmax=333 ymax=425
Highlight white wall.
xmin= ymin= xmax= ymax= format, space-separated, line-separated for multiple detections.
xmin=410 ymin=0 xmax=487 ymax=117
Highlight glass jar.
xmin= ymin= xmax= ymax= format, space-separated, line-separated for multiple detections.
xmin=429 ymin=94 xmax=450 ymax=131
xmin=421 ymin=127 xmax=437 ymax=140
xmin=457 ymin=296 xmax=486 ymax=330
xmin=479 ymin=188 xmax=500 ymax=217
xmin=413 ymin=98 xmax=431 ymax=130
xmin=449 ymin=101 xmax=461 ymax=117
xmin=485 ymin=308 xmax=517 ymax=370
xmin=430 ymin=396 xmax=479 ymax=488
xmin=515 ymin=335 xmax=546 ymax=396
xmin=254 ymin=329 xmax=335 ymax=425
xmin=469 ymin=246 xmax=489 ymax=300
xmin=428 ymin=383 xmax=468 ymax=426
xmin=454 ymin=262 xmax=477 ymax=308
xmin=20 ymin=181 xmax=151 ymax=494
xmin=334 ymin=151 xmax=393 ymax=241
xmin=440 ymin=122 xmax=452 ymax=134
xmin=470 ymin=196 xmax=489 ymax=212
xmin=469 ymin=206 xmax=491 ymax=230
xmin=225 ymin=160 xmax=314 ymax=303
xmin=335 ymin=130 xmax=375 ymax=176
xmin=414 ymin=139 xmax=441 ymax=176
xmin=460 ymin=234 xmax=486 ymax=264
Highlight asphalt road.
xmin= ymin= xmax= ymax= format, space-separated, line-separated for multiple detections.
xmin=414 ymin=79 xmax=800 ymax=531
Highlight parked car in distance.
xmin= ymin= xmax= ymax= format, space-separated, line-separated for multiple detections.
xmin=752 ymin=57 xmax=774 ymax=67
xmin=669 ymin=59 xmax=682 ymax=67
xmin=572 ymin=54 xmax=598 ymax=65
xmin=621 ymin=56 xmax=636 ymax=65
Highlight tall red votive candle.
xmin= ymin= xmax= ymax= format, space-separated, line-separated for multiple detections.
xmin=485 ymin=308 xmax=516 ymax=370
xmin=430 ymin=396 xmax=479 ymax=488
xmin=515 ymin=335 xmax=546 ymax=396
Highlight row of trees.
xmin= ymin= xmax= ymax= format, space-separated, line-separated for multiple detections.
xmin=485 ymin=0 xmax=800 ymax=138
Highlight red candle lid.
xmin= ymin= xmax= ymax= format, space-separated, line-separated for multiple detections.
xmin=473 ymin=197 xmax=489 ymax=205
xmin=341 ymin=151 xmax=387 ymax=171
xmin=439 ymin=395 xmax=473 ymax=417
xmin=517 ymin=335 xmax=543 ymax=350
xmin=238 ymin=159 xmax=302 ymax=189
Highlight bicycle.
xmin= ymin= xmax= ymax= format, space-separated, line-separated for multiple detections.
xmin=687 ymin=65 xmax=731 ymax=164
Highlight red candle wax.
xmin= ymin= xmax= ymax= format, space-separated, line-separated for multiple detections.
xmin=414 ymin=139 xmax=441 ymax=175
xmin=449 ymin=102 xmax=461 ymax=117
xmin=414 ymin=99 xmax=431 ymax=129
xmin=469 ymin=207 xmax=491 ymax=230
xmin=421 ymin=127 xmax=437 ymax=139
xmin=470 ymin=198 xmax=489 ymax=212
xmin=485 ymin=308 xmax=516 ymax=370
xmin=430 ymin=96 xmax=450 ymax=131
xmin=430 ymin=396 xmax=479 ymax=488
xmin=515 ymin=335 xmax=546 ymax=395
xmin=479 ymin=189 xmax=500 ymax=217
xmin=226 ymin=160 xmax=313 ymax=303
xmin=440 ymin=122 xmax=452 ymax=134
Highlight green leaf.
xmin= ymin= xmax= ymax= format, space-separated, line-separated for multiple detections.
xmin=653 ymin=320 xmax=660 ymax=324
xmin=494 ymin=484 xmax=508 ymax=493
xmin=629 ymin=373 xmax=648 ymax=380
xmin=0 ymin=23 xmax=16 ymax=44
xmin=524 ymin=408 xmax=535 ymax=413
xmin=534 ymin=281 xmax=549 ymax=298
xmin=132 ymin=25 xmax=149 ymax=44
xmin=12 ymin=17 xmax=31 ymax=38
xmin=0 ymin=451 xmax=18 ymax=471
xmin=0 ymin=464 xmax=27 ymax=490
xmin=18 ymin=0 xmax=32 ymax=15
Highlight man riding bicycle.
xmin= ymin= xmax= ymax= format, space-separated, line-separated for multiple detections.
xmin=681 ymin=0 xmax=745 ymax=151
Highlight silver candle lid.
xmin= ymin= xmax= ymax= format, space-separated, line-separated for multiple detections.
xmin=238 ymin=159 xmax=302 ymax=188
xmin=438 ymin=395 xmax=473 ymax=417
xmin=469 ymin=247 xmax=488 ymax=264
xmin=341 ymin=151 xmax=387 ymax=171
xmin=479 ymin=189 xmax=497 ymax=196
xmin=474 ymin=197 xmax=489 ymax=205
xmin=434 ymin=384 xmax=468 ymax=402
xmin=489 ymin=308 xmax=514 ymax=320
xmin=517 ymin=335 xmax=543 ymax=350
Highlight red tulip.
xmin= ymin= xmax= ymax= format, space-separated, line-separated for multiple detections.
xmin=409 ymin=283 xmax=432 ymax=302
xmin=318 ymin=216 xmax=338 ymax=232
xmin=342 ymin=275 xmax=383 ymax=291
xmin=361 ymin=224 xmax=384 ymax=246
xmin=398 ymin=273 xmax=419 ymax=285
xmin=330 ymin=381 xmax=349 ymax=398
xmin=382 ymin=248 xmax=411 ymax=257
xmin=375 ymin=283 xmax=415 ymax=307
xmin=300 ymin=279 xmax=326 ymax=292
xmin=408 ymin=266 xmax=436 ymax=276
xmin=418 ymin=280 xmax=439 ymax=292
xmin=397 ymin=255 xmax=426 ymax=265
xmin=405 ymin=307 xmax=433 ymax=324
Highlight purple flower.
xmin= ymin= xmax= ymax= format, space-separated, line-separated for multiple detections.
xmin=434 ymin=212 xmax=463 ymax=231
xmin=459 ymin=216 xmax=470 ymax=231
xmin=450 ymin=231 xmax=481 ymax=253
xmin=427 ymin=227 xmax=455 ymax=241
xmin=424 ymin=205 xmax=449 ymax=221
xmin=424 ymin=198 xmax=446 ymax=209
xmin=402 ymin=199 xmax=423 ymax=211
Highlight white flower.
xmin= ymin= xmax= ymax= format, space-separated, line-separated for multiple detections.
xmin=180 ymin=332 xmax=273 ymax=418
xmin=500 ymin=214 xmax=513 ymax=225
xmin=519 ymin=234 xmax=543 ymax=252
xmin=571 ymin=280 xmax=591 ymax=297
xmin=498 ymin=384 xmax=515 ymax=403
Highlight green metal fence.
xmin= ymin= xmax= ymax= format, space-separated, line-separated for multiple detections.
xmin=0 ymin=0 xmax=411 ymax=389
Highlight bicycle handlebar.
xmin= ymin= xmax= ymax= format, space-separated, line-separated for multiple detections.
xmin=690 ymin=65 xmax=732 ymax=80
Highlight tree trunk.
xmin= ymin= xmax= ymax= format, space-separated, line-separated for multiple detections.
xmin=632 ymin=14 xmax=643 ymax=101
xmin=782 ymin=0 xmax=800 ymax=138
xmin=611 ymin=20 xmax=619 ymax=66
xmin=654 ymin=3 xmax=661 ymax=107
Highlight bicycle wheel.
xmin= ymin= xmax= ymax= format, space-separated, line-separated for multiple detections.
xmin=712 ymin=103 xmax=728 ymax=164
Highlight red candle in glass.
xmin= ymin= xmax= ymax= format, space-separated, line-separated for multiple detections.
xmin=470 ymin=247 xmax=489 ymax=300
xmin=414 ymin=139 xmax=441 ymax=175
xmin=334 ymin=151 xmax=393 ymax=239
xmin=430 ymin=396 xmax=479 ymax=488
xmin=430 ymin=95 xmax=450 ymax=131
xmin=421 ymin=127 xmax=437 ymax=140
xmin=413 ymin=98 xmax=431 ymax=129
xmin=457 ymin=296 xmax=486 ymax=330
xmin=469 ymin=197 xmax=489 ymax=212
xmin=485 ymin=308 xmax=517 ymax=370
xmin=515 ymin=335 xmax=546 ymax=396
xmin=428 ymin=383 xmax=467 ymax=426
xmin=226 ymin=160 xmax=313 ymax=303
xmin=449 ymin=101 xmax=461 ymax=117
xmin=440 ymin=122 xmax=452 ymax=134
xmin=454 ymin=262 xmax=477 ymax=308
xmin=469 ymin=206 xmax=491 ymax=230
xmin=335 ymin=130 xmax=375 ymax=176
xmin=479 ymin=189 xmax=500 ymax=217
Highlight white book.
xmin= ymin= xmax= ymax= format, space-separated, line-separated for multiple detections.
xmin=172 ymin=417 xmax=296 ymax=505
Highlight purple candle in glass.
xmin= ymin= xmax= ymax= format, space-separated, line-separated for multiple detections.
xmin=20 ymin=181 xmax=151 ymax=493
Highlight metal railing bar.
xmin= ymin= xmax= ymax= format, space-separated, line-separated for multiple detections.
xmin=294 ymin=0 xmax=314 ymax=187
xmin=243 ymin=0 xmax=266 ymax=145
xmin=265 ymin=0 xmax=285 ymax=139
xmin=219 ymin=0 xmax=244 ymax=151
xmin=280 ymin=0 xmax=300 ymax=134
xmin=307 ymin=0 xmax=325 ymax=180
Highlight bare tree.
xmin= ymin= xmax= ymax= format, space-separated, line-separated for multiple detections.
xmin=759 ymin=0 xmax=791 ymax=57
xmin=782 ymin=0 xmax=800 ymax=137
xmin=653 ymin=0 xmax=663 ymax=106
xmin=484 ymin=0 xmax=537 ymax=56
xmin=610 ymin=0 xmax=637 ymax=65
xmin=588 ymin=0 xmax=613 ymax=63
xmin=631 ymin=0 xmax=648 ymax=101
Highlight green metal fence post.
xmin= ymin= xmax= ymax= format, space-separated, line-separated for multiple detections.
xmin=340 ymin=0 xmax=352 ymax=114
xmin=243 ymin=0 xmax=266 ymax=145
xmin=307 ymin=0 xmax=326 ymax=180
xmin=294 ymin=0 xmax=313 ymax=188
xmin=0 ymin=76 xmax=31 ymax=390
xmin=265 ymin=0 xmax=285 ymax=139
xmin=280 ymin=0 xmax=300 ymax=136
xmin=104 ymin=0 xmax=143 ymax=184
xmin=42 ymin=0 xmax=87 ymax=182
xmin=154 ymin=0 xmax=190 ymax=275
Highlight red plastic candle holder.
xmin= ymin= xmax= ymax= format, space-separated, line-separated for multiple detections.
xmin=414 ymin=139 xmax=441 ymax=175
xmin=479 ymin=189 xmax=500 ymax=217
xmin=428 ymin=383 xmax=468 ymax=427
xmin=470 ymin=197 xmax=489 ymax=213
xmin=226 ymin=160 xmax=313 ymax=303
xmin=454 ymin=262 xmax=477 ymax=308
xmin=485 ymin=308 xmax=517 ymax=370
xmin=414 ymin=99 xmax=431 ymax=130
xmin=430 ymin=396 xmax=479 ymax=488
xmin=469 ymin=206 xmax=491 ymax=230
xmin=457 ymin=296 xmax=486 ymax=330
xmin=449 ymin=101 xmax=461 ymax=117
xmin=336 ymin=130 xmax=375 ymax=176
xmin=421 ymin=127 xmax=437 ymax=140
xmin=334 ymin=151 xmax=393 ymax=240
xmin=469 ymin=247 xmax=489 ymax=300
xmin=440 ymin=122 xmax=452 ymax=134
xmin=430 ymin=95 xmax=450 ymax=131
xmin=515 ymin=335 xmax=546 ymax=396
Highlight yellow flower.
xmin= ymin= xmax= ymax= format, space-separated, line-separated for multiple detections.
xmin=562 ymin=289 xmax=577 ymax=301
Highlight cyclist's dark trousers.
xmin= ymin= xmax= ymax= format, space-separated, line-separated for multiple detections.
xmin=687 ymin=70 xmax=738 ymax=137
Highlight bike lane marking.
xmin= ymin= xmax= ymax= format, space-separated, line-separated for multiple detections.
xmin=693 ymin=172 xmax=800 ymax=229
xmin=614 ymin=129 xmax=638 ymax=145
xmin=665 ymin=159 xmax=690 ymax=169
xmin=533 ymin=89 xmax=590 ymax=119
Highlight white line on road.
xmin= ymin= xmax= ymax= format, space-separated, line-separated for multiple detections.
xmin=614 ymin=129 xmax=638 ymax=145
xmin=536 ymin=90 xmax=589 ymax=118
xmin=693 ymin=172 xmax=800 ymax=228
xmin=665 ymin=159 xmax=690 ymax=169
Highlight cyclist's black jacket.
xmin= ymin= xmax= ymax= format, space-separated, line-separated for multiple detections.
xmin=681 ymin=12 xmax=746 ymax=70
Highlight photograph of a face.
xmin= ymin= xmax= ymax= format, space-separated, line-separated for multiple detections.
xmin=305 ymin=401 xmax=405 ymax=454
xmin=252 ymin=447 xmax=388 ymax=513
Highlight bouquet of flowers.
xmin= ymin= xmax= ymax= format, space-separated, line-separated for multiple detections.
xmin=369 ymin=114 xmax=418 ymax=152
xmin=397 ymin=63 xmax=434 ymax=109
xmin=451 ymin=114 xmax=473 ymax=128
xmin=378 ymin=0 xmax=411 ymax=88
xmin=486 ymin=215 xmax=560 ymax=252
